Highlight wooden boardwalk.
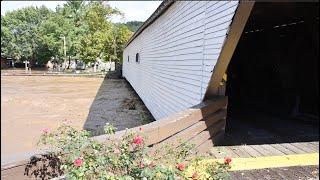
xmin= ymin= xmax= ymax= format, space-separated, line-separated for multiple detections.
xmin=208 ymin=109 xmax=319 ymax=158
xmin=209 ymin=141 xmax=319 ymax=158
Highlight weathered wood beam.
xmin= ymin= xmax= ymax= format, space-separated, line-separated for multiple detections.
xmin=149 ymin=108 xmax=227 ymax=151
xmin=204 ymin=1 xmax=255 ymax=99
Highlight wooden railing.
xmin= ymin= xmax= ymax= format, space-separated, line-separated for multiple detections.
xmin=93 ymin=96 xmax=228 ymax=155
xmin=1 ymin=96 xmax=228 ymax=179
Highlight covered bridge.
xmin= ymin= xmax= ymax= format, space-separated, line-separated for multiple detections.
xmin=122 ymin=0 xmax=319 ymax=151
xmin=1 ymin=1 xmax=319 ymax=178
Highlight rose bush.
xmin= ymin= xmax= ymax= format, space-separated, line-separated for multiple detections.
xmin=35 ymin=123 xmax=231 ymax=179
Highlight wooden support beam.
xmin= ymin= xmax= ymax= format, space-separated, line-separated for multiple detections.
xmin=187 ymin=119 xmax=226 ymax=148
xmin=149 ymin=109 xmax=227 ymax=151
xmin=204 ymin=1 xmax=255 ymax=99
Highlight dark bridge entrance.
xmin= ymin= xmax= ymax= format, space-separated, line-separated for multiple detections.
xmin=223 ymin=2 xmax=319 ymax=145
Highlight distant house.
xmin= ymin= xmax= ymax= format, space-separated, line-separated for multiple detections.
xmin=123 ymin=1 xmax=319 ymax=121
xmin=1 ymin=55 xmax=14 ymax=69
xmin=1 ymin=56 xmax=7 ymax=69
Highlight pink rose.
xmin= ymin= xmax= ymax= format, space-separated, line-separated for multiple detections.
xmin=192 ymin=172 xmax=199 ymax=179
xmin=74 ymin=158 xmax=83 ymax=167
xmin=42 ymin=128 xmax=50 ymax=134
xmin=176 ymin=163 xmax=185 ymax=171
xmin=224 ymin=156 xmax=232 ymax=165
xmin=133 ymin=135 xmax=143 ymax=145
xmin=139 ymin=162 xmax=145 ymax=168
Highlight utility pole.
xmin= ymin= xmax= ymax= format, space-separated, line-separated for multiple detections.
xmin=60 ymin=35 xmax=67 ymax=71
xmin=113 ymin=35 xmax=117 ymax=71
xmin=113 ymin=36 xmax=117 ymax=59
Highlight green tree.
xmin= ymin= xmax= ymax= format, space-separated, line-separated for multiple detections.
xmin=61 ymin=0 xmax=88 ymax=62
xmin=110 ymin=24 xmax=133 ymax=63
xmin=79 ymin=2 xmax=122 ymax=65
xmin=37 ymin=12 xmax=66 ymax=63
xmin=1 ymin=6 xmax=52 ymax=63
xmin=1 ymin=1 xmax=133 ymax=70
xmin=124 ymin=21 xmax=143 ymax=32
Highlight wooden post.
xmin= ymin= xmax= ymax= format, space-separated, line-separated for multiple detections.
xmin=68 ymin=56 xmax=71 ymax=69
xmin=204 ymin=1 xmax=255 ymax=100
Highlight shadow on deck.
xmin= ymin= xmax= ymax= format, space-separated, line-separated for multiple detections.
xmin=220 ymin=111 xmax=319 ymax=146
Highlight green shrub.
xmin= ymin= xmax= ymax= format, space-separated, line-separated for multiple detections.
xmin=35 ymin=123 xmax=231 ymax=179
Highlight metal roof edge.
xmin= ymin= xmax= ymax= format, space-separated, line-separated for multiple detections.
xmin=124 ymin=0 xmax=175 ymax=48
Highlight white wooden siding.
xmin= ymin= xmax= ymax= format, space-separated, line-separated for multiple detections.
xmin=123 ymin=1 xmax=239 ymax=120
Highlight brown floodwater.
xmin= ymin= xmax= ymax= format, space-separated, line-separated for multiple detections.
xmin=1 ymin=75 xmax=153 ymax=165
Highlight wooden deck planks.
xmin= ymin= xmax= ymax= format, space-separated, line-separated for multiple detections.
xmin=228 ymin=146 xmax=252 ymax=158
xmin=209 ymin=146 xmax=228 ymax=159
xmin=249 ymin=145 xmax=274 ymax=156
xmin=308 ymin=142 xmax=319 ymax=151
xmin=240 ymin=145 xmax=264 ymax=157
xmin=309 ymin=141 xmax=319 ymax=146
xmin=215 ymin=146 xmax=240 ymax=158
xmin=259 ymin=144 xmax=286 ymax=156
xmin=279 ymin=143 xmax=308 ymax=154
xmin=194 ymin=130 xmax=227 ymax=155
xmin=269 ymin=144 xmax=296 ymax=155
xmin=187 ymin=118 xmax=226 ymax=148
xmin=153 ymin=113 xmax=224 ymax=148
xmin=195 ymin=139 xmax=215 ymax=155
xmin=211 ymin=142 xmax=319 ymax=158
xmin=211 ymin=141 xmax=319 ymax=158
xmin=290 ymin=142 xmax=317 ymax=153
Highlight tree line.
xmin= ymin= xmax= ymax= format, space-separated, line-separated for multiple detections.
xmin=1 ymin=1 xmax=140 ymax=67
xmin=120 ymin=21 xmax=144 ymax=32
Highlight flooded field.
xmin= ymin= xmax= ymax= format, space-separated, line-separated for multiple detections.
xmin=1 ymin=75 xmax=153 ymax=164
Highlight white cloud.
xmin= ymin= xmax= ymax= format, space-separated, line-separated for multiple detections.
xmin=1 ymin=1 xmax=66 ymax=15
xmin=109 ymin=1 xmax=162 ymax=22
xmin=1 ymin=1 xmax=162 ymax=23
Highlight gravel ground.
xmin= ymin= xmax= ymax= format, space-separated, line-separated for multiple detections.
xmin=230 ymin=165 xmax=319 ymax=180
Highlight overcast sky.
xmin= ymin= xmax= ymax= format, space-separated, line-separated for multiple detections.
xmin=1 ymin=1 xmax=162 ymax=23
